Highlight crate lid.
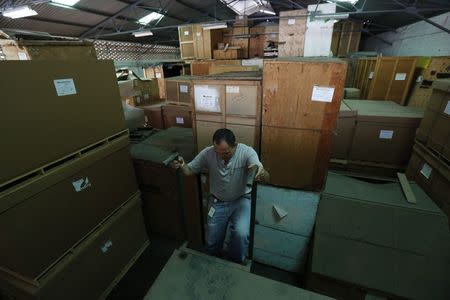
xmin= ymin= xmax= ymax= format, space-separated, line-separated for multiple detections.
xmin=344 ymin=100 xmax=424 ymax=119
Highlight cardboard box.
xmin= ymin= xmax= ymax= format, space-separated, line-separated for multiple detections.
xmin=0 ymin=60 xmax=126 ymax=185
xmin=162 ymin=104 xmax=193 ymax=128
xmin=140 ymin=102 xmax=165 ymax=129
xmin=0 ymin=193 xmax=148 ymax=300
xmin=330 ymin=102 xmax=356 ymax=159
xmin=313 ymin=172 xmax=450 ymax=300
xmin=346 ymin=100 xmax=424 ymax=166
xmin=406 ymin=143 xmax=450 ymax=218
xmin=0 ymin=138 xmax=138 ymax=281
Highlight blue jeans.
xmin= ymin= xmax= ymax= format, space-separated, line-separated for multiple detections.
xmin=206 ymin=195 xmax=251 ymax=263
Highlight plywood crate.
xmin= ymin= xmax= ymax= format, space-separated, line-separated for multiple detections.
xmin=178 ymin=25 xmax=195 ymax=59
xmin=353 ymin=57 xmax=377 ymax=99
xmin=230 ymin=26 xmax=249 ymax=58
xmin=178 ymin=24 xmax=223 ymax=60
xmin=190 ymin=59 xmax=241 ymax=75
xmin=303 ymin=3 xmax=336 ymax=57
xmin=162 ymin=104 xmax=193 ymax=128
xmin=249 ymin=25 xmax=279 ymax=59
xmin=330 ymin=21 xmax=362 ymax=57
xmin=165 ymin=76 xmax=193 ymax=106
xmin=213 ymin=49 xmax=243 ymax=60
xmin=330 ymin=101 xmax=356 ymax=159
xmin=0 ymin=193 xmax=148 ymax=300
xmin=345 ymin=100 xmax=424 ymax=166
xmin=278 ymin=10 xmax=307 ymax=57
xmin=144 ymin=65 xmax=166 ymax=99
xmin=140 ymin=102 xmax=165 ymax=129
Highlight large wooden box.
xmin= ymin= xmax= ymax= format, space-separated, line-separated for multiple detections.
xmin=165 ymin=76 xmax=193 ymax=105
xmin=346 ymin=100 xmax=423 ymax=166
xmin=213 ymin=49 xmax=243 ymax=60
xmin=330 ymin=21 xmax=362 ymax=57
xmin=278 ymin=10 xmax=307 ymax=57
xmin=0 ymin=194 xmax=148 ymax=300
xmin=0 ymin=60 xmax=126 ymax=186
xmin=140 ymin=102 xmax=165 ymax=129
xmin=162 ymin=104 xmax=193 ymax=128
xmin=330 ymin=101 xmax=356 ymax=159
xmin=0 ymin=137 xmax=138 ymax=282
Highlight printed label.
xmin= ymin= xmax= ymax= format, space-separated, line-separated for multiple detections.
xmin=420 ymin=163 xmax=432 ymax=179
xmin=155 ymin=72 xmax=162 ymax=78
xmin=72 ymin=177 xmax=92 ymax=192
xmin=368 ymin=71 xmax=374 ymax=79
xmin=208 ymin=206 xmax=216 ymax=218
xmin=379 ymin=130 xmax=394 ymax=139
xmin=176 ymin=117 xmax=185 ymax=124
xmin=311 ymin=86 xmax=335 ymax=102
xmin=288 ymin=18 xmax=295 ymax=25
xmin=196 ymin=32 xmax=201 ymax=36
xmin=395 ymin=73 xmax=407 ymax=81
xmin=18 ymin=52 xmax=28 ymax=60
xmin=226 ymin=86 xmax=240 ymax=94
xmin=180 ymin=84 xmax=188 ymax=93
xmin=54 ymin=78 xmax=77 ymax=96
xmin=238 ymin=15 xmax=244 ymax=20
xmin=101 ymin=240 xmax=113 ymax=253
xmin=194 ymin=85 xmax=221 ymax=112
xmin=184 ymin=30 xmax=189 ymax=36
xmin=444 ymin=101 xmax=450 ymax=115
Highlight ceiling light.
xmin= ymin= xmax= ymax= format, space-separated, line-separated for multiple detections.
xmin=51 ymin=0 xmax=80 ymax=6
xmin=202 ymin=22 xmax=228 ymax=30
xmin=314 ymin=13 xmax=349 ymax=20
xmin=259 ymin=9 xmax=276 ymax=15
xmin=138 ymin=12 xmax=164 ymax=25
xmin=2 ymin=5 xmax=37 ymax=19
xmin=327 ymin=0 xmax=359 ymax=4
xmin=133 ymin=30 xmax=154 ymax=37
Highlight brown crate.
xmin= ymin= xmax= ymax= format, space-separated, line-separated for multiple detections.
xmin=0 ymin=60 xmax=126 ymax=186
xmin=0 ymin=193 xmax=148 ymax=300
xmin=195 ymin=119 xmax=224 ymax=152
xmin=330 ymin=102 xmax=356 ymax=159
xmin=213 ymin=49 xmax=243 ymax=60
xmin=262 ymin=58 xmax=347 ymax=131
xmin=278 ymin=10 xmax=307 ymax=57
xmin=261 ymin=126 xmax=332 ymax=190
xmin=330 ymin=21 xmax=362 ymax=57
xmin=0 ymin=139 xmax=138 ymax=283
xmin=249 ymin=27 xmax=265 ymax=58
xmin=140 ymin=103 xmax=165 ymax=129
xmin=143 ymin=65 xmax=165 ymax=99
xmin=162 ymin=104 xmax=193 ymax=128
xmin=165 ymin=76 xmax=193 ymax=105
xmin=353 ymin=57 xmax=377 ymax=99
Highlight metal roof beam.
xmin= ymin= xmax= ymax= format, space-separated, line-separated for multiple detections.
xmin=174 ymin=0 xmax=222 ymax=21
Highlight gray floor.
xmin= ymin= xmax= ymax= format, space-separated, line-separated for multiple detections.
xmin=106 ymin=234 xmax=300 ymax=300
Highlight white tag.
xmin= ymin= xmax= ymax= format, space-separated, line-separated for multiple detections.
xmin=379 ymin=130 xmax=394 ymax=139
xmin=226 ymin=86 xmax=240 ymax=93
xmin=395 ymin=73 xmax=407 ymax=81
xmin=420 ymin=163 xmax=432 ymax=179
xmin=311 ymin=86 xmax=335 ymax=102
xmin=369 ymin=71 xmax=374 ymax=79
xmin=184 ymin=30 xmax=189 ymax=36
xmin=101 ymin=240 xmax=113 ymax=253
xmin=18 ymin=52 xmax=28 ymax=60
xmin=72 ymin=177 xmax=91 ymax=192
xmin=196 ymin=32 xmax=201 ymax=36
xmin=176 ymin=117 xmax=184 ymax=124
xmin=180 ymin=84 xmax=188 ymax=93
xmin=443 ymin=101 xmax=450 ymax=115
xmin=195 ymin=85 xmax=221 ymax=112
xmin=208 ymin=206 xmax=216 ymax=218
xmin=416 ymin=75 xmax=423 ymax=83
xmin=144 ymin=93 xmax=149 ymax=100
xmin=54 ymin=78 xmax=77 ymax=96
xmin=238 ymin=15 xmax=244 ymax=20
xmin=155 ymin=72 xmax=162 ymax=78
xmin=288 ymin=18 xmax=295 ymax=25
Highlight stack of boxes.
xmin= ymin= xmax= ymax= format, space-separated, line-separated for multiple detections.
xmin=0 ymin=60 xmax=148 ymax=299
xmin=163 ymin=76 xmax=195 ymax=129
xmin=407 ymin=79 xmax=450 ymax=218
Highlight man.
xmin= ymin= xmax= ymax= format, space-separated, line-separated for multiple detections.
xmin=171 ymin=128 xmax=269 ymax=264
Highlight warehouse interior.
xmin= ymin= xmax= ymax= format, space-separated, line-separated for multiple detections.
xmin=0 ymin=0 xmax=449 ymax=299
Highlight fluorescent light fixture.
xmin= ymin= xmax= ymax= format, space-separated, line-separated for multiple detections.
xmin=315 ymin=13 xmax=349 ymax=20
xmin=327 ymin=0 xmax=358 ymax=4
xmin=133 ymin=30 xmax=154 ymax=37
xmin=202 ymin=22 xmax=228 ymax=30
xmin=2 ymin=5 xmax=37 ymax=19
xmin=138 ymin=12 xmax=164 ymax=25
xmin=259 ymin=9 xmax=276 ymax=15
xmin=51 ymin=0 xmax=80 ymax=6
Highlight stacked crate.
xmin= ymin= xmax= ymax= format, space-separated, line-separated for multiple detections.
xmin=192 ymin=71 xmax=262 ymax=152
xmin=163 ymin=75 xmax=194 ymax=129
xmin=261 ymin=58 xmax=347 ymax=190
xmin=407 ymin=79 xmax=450 ymax=218
xmin=330 ymin=101 xmax=357 ymax=160
xmin=277 ymin=9 xmax=307 ymax=57
xmin=0 ymin=60 xmax=148 ymax=299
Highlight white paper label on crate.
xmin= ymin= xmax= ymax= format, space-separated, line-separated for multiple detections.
xmin=444 ymin=101 xmax=450 ymax=115
xmin=176 ymin=117 xmax=185 ymax=124
xmin=379 ymin=130 xmax=394 ymax=139
xmin=311 ymin=86 xmax=335 ymax=102
xmin=184 ymin=30 xmax=189 ymax=36
xmin=72 ymin=177 xmax=92 ymax=192
xmin=180 ymin=84 xmax=188 ymax=93
xmin=395 ymin=73 xmax=407 ymax=81
xmin=420 ymin=163 xmax=432 ymax=179
xmin=196 ymin=32 xmax=201 ymax=37
xmin=208 ymin=207 xmax=216 ymax=218
xmin=194 ymin=85 xmax=221 ymax=112
xmin=368 ymin=71 xmax=374 ymax=79
xmin=155 ymin=72 xmax=162 ymax=78
xmin=288 ymin=18 xmax=295 ymax=25
xmin=18 ymin=52 xmax=28 ymax=60
xmin=53 ymin=78 xmax=76 ymax=96
xmin=101 ymin=240 xmax=113 ymax=253
xmin=226 ymin=86 xmax=240 ymax=94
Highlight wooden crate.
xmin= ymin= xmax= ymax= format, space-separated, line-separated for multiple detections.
xmin=140 ymin=103 xmax=165 ymax=129
xmin=353 ymin=57 xmax=377 ymax=99
xmin=178 ymin=25 xmax=223 ymax=60
xmin=368 ymin=56 xmax=417 ymax=105
xmin=330 ymin=21 xmax=362 ymax=57
xmin=20 ymin=40 xmax=96 ymax=60
xmin=213 ymin=49 xmax=243 ymax=60
xmin=162 ymin=104 xmax=193 ymax=129
xmin=190 ymin=59 xmax=241 ymax=75
xmin=144 ymin=65 xmax=166 ymax=99
xmin=165 ymin=76 xmax=193 ymax=106
xmin=249 ymin=25 xmax=279 ymax=59
xmin=278 ymin=10 xmax=307 ymax=57
xmin=422 ymin=56 xmax=450 ymax=81
xmin=230 ymin=26 xmax=249 ymax=58
xmin=178 ymin=25 xmax=195 ymax=59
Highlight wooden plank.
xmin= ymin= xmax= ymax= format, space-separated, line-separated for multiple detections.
xmin=397 ymin=172 xmax=417 ymax=204
xmin=278 ymin=10 xmax=307 ymax=57
xmin=385 ymin=57 xmax=416 ymax=105
xmin=368 ymin=57 xmax=396 ymax=100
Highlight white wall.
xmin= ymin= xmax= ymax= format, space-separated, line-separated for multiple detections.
xmin=362 ymin=12 xmax=450 ymax=56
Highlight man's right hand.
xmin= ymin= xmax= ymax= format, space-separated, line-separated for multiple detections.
xmin=170 ymin=156 xmax=185 ymax=170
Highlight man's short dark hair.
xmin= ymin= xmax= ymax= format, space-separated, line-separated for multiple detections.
xmin=213 ymin=128 xmax=236 ymax=147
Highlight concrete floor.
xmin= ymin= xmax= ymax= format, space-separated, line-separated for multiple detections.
xmin=106 ymin=234 xmax=300 ymax=300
